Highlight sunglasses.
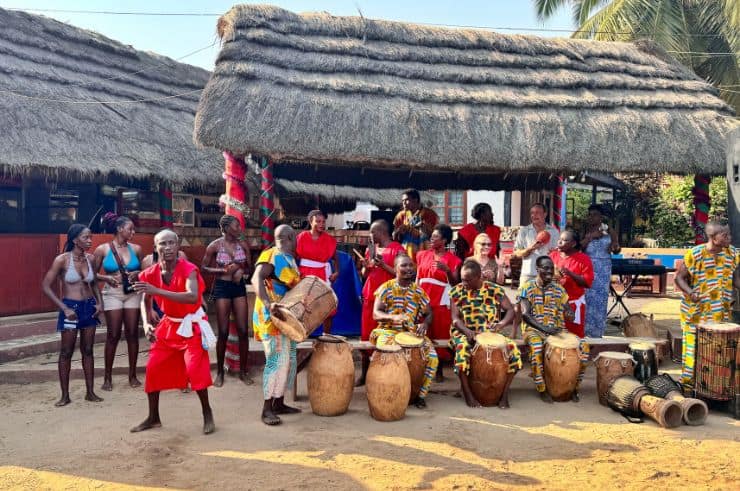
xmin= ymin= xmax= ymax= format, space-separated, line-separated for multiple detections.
xmin=479 ymin=243 xmax=493 ymax=247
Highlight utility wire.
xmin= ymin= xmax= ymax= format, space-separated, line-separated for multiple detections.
xmin=0 ymin=87 xmax=203 ymax=104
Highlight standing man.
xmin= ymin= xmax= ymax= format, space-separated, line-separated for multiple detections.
xmin=372 ymin=254 xmax=439 ymax=409
xmin=131 ymin=229 xmax=216 ymax=434
xmin=513 ymin=203 xmax=559 ymax=285
xmin=549 ymin=230 xmax=594 ymax=338
xmin=518 ymin=256 xmax=590 ymax=403
xmin=393 ymin=188 xmax=439 ymax=261
xmin=675 ymin=221 xmax=739 ymax=393
xmin=252 ymin=225 xmax=302 ymax=426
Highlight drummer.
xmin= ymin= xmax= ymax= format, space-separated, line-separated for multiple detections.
xmin=548 ymin=230 xmax=594 ymax=338
xmin=371 ymin=254 xmax=439 ymax=409
xmin=518 ymin=256 xmax=590 ymax=403
xmin=449 ymin=260 xmax=522 ymax=408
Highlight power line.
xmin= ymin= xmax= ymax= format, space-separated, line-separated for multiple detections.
xmin=0 ymin=87 xmax=203 ymax=104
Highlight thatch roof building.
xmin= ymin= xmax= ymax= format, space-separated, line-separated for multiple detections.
xmin=194 ymin=5 xmax=738 ymax=189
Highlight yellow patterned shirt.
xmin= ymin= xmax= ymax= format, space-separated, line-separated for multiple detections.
xmin=374 ymin=279 xmax=430 ymax=332
xmin=517 ymin=279 xmax=569 ymax=332
xmin=450 ymin=281 xmax=507 ymax=334
xmin=680 ymin=244 xmax=739 ymax=326
xmin=252 ymin=247 xmax=301 ymax=341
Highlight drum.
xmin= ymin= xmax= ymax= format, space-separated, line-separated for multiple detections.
xmin=469 ymin=332 xmax=510 ymax=407
xmin=272 ymin=276 xmax=338 ymax=342
xmin=607 ymin=375 xmax=682 ymax=428
xmin=544 ymin=332 xmax=582 ymax=402
xmin=629 ymin=341 xmax=658 ymax=383
xmin=308 ymin=335 xmax=354 ymax=417
xmin=695 ymin=322 xmax=740 ymax=401
xmin=621 ymin=313 xmax=657 ymax=338
xmin=395 ymin=331 xmax=426 ymax=404
xmin=366 ymin=344 xmax=411 ymax=422
xmin=645 ymin=374 xmax=708 ymax=426
xmin=594 ymin=352 xmax=635 ymax=407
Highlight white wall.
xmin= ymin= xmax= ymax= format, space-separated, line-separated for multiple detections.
xmin=511 ymin=191 xmax=522 ymax=227
xmin=466 ymin=191 xmax=505 ymax=226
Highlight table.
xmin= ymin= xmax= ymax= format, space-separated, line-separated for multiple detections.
xmin=608 ymin=260 xmax=674 ymax=318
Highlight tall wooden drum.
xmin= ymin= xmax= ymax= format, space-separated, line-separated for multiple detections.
xmin=366 ymin=344 xmax=411 ymax=422
xmin=695 ymin=322 xmax=740 ymax=401
xmin=308 ymin=335 xmax=354 ymax=416
xmin=272 ymin=276 xmax=338 ymax=342
xmin=594 ymin=351 xmax=635 ymax=406
xmin=394 ymin=331 xmax=426 ymax=404
xmin=544 ymin=332 xmax=582 ymax=402
xmin=621 ymin=313 xmax=657 ymax=338
xmin=469 ymin=332 xmax=510 ymax=407
xmin=629 ymin=341 xmax=658 ymax=383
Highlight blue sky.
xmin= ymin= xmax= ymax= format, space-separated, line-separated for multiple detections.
xmin=1 ymin=1 xmax=575 ymax=70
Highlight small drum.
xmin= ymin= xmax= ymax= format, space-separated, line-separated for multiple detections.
xmin=395 ymin=331 xmax=426 ymax=404
xmin=645 ymin=374 xmax=708 ymax=426
xmin=308 ymin=335 xmax=354 ymax=417
xmin=469 ymin=332 xmax=510 ymax=407
xmin=594 ymin=352 xmax=635 ymax=406
xmin=544 ymin=332 xmax=582 ymax=402
xmin=695 ymin=322 xmax=740 ymax=401
xmin=366 ymin=344 xmax=411 ymax=422
xmin=629 ymin=341 xmax=658 ymax=383
xmin=621 ymin=313 xmax=657 ymax=338
xmin=272 ymin=276 xmax=338 ymax=342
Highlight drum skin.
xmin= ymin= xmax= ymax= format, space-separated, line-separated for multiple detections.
xmin=272 ymin=276 xmax=338 ymax=342
xmin=595 ymin=352 xmax=635 ymax=406
xmin=544 ymin=333 xmax=582 ymax=402
xmin=308 ymin=338 xmax=354 ymax=416
xmin=469 ymin=336 xmax=509 ymax=407
xmin=366 ymin=349 xmax=411 ymax=422
xmin=622 ymin=313 xmax=657 ymax=338
xmin=629 ymin=342 xmax=658 ymax=383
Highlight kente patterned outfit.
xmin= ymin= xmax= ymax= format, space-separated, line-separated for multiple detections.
xmin=56 ymin=252 xmax=100 ymax=332
xmin=448 ymin=282 xmax=521 ymax=375
xmin=296 ymin=230 xmax=337 ymax=317
xmin=392 ymin=207 xmax=439 ymax=261
xmin=548 ymin=250 xmax=594 ymax=338
xmin=252 ymin=248 xmax=301 ymax=400
xmin=101 ymin=243 xmax=141 ymax=310
xmin=139 ymin=260 xmax=213 ymax=393
xmin=360 ymin=241 xmax=404 ymax=340
xmin=679 ymin=244 xmax=739 ymax=390
xmin=212 ymin=238 xmax=249 ymax=299
xmin=458 ymin=223 xmax=501 ymax=258
xmin=518 ymin=280 xmax=590 ymax=393
xmin=584 ymin=234 xmax=612 ymax=338
xmin=416 ymin=249 xmax=462 ymax=361
xmin=370 ymin=279 xmax=438 ymax=400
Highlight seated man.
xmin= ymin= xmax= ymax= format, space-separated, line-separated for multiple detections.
xmin=371 ymin=254 xmax=438 ymax=409
xmin=518 ymin=256 xmax=590 ymax=403
xmin=450 ymin=260 xmax=522 ymax=408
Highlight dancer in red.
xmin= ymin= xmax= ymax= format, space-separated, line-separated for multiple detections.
xmin=549 ymin=230 xmax=594 ymax=338
xmin=131 ymin=229 xmax=215 ymax=434
xmin=296 ymin=210 xmax=339 ymax=334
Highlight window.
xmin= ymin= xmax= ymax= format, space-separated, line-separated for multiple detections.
xmin=172 ymin=193 xmax=195 ymax=226
xmin=0 ymin=186 xmax=21 ymax=228
xmin=431 ymin=191 xmax=466 ymax=226
xmin=48 ymin=188 xmax=79 ymax=226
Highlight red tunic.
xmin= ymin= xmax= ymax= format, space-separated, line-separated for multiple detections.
xmin=549 ymin=250 xmax=594 ymax=337
xmin=458 ymin=223 xmax=501 ymax=258
xmin=296 ymin=231 xmax=337 ymax=281
xmin=139 ymin=259 xmax=212 ymax=393
xmin=360 ymin=241 xmax=404 ymax=340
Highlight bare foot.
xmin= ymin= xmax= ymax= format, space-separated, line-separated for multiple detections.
xmin=54 ymin=396 xmax=71 ymax=407
xmin=571 ymin=390 xmax=580 ymax=403
xmin=101 ymin=379 xmax=112 ymax=391
xmin=239 ymin=372 xmax=254 ymax=386
xmin=203 ymin=410 xmax=215 ymax=434
xmin=130 ymin=418 xmax=162 ymax=433
xmin=214 ymin=372 xmax=225 ymax=388
xmin=129 ymin=376 xmax=142 ymax=388
xmin=85 ymin=392 xmax=104 ymax=402
xmin=464 ymin=396 xmax=481 ymax=408
xmin=261 ymin=410 xmax=281 ymax=426
xmin=539 ymin=392 xmax=554 ymax=404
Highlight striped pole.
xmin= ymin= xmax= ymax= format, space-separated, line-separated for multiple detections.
xmin=692 ymin=175 xmax=711 ymax=244
xmin=553 ymin=175 xmax=566 ymax=230
xmin=159 ymin=181 xmax=173 ymax=227
xmin=259 ymin=156 xmax=275 ymax=249
xmin=220 ymin=151 xmax=248 ymax=229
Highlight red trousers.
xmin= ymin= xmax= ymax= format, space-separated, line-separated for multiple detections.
xmin=145 ymin=326 xmax=212 ymax=393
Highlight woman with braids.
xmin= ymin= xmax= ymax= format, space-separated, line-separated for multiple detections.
xmin=93 ymin=214 xmax=143 ymax=391
xmin=202 ymin=215 xmax=254 ymax=387
xmin=456 ymin=203 xmax=501 ymax=259
xmin=295 ymin=210 xmax=339 ymax=335
xmin=42 ymin=224 xmax=104 ymax=406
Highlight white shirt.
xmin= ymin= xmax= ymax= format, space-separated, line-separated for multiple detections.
xmin=514 ymin=224 xmax=560 ymax=281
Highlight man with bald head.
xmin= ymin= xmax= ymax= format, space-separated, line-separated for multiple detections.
xmin=131 ymin=229 xmax=216 ymax=434
xmin=675 ymin=221 xmax=740 ymax=393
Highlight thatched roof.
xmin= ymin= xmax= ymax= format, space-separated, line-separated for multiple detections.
xmin=0 ymin=8 xmax=222 ymax=185
xmin=194 ymin=4 xmax=738 ymax=188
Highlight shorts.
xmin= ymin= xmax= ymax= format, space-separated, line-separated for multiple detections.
xmin=102 ymin=284 xmax=141 ymax=310
xmin=213 ymin=278 xmax=247 ymax=299
xmin=57 ymin=297 xmax=100 ymax=332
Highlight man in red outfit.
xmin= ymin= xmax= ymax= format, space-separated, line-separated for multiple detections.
xmin=131 ymin=229 xmax=215 ymax=434
xmin=548 ymin=230 xmax=594 ymax=338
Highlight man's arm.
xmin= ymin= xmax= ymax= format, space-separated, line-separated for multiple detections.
xmin=373 ymin=293 xmax=403 ymax=323
xmin=520 ymin=297 xmax=557 ymax=335
xmin=450 ymin=299 xmax=475 ymax=341
xmin=492 ymin=294 xmax=515 ymax=331
xmin=134 ymin=271 xmax=199 ymax=304
xmin=674 ymin=262 xmax=699 ymax=302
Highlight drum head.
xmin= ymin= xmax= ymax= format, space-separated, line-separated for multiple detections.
xmin=271 ymin=307 xmax=305 ymax=342
xmin=318 ymin=334 xmax=347 ymax=344
xmin=596 ymin=351 xmax=634 ymax=362
xmin=395 ymin=331 xmax=423 ymax=347
xmin=628 ymin=341 xmax=656 ymax=351
xmin=376 ymin=343 xmax=402 ymax=353
xmin=698 ymin=322 xmax=740 ymax=332
xmin=476 ymin=332 xmax=507 ymax=348
xmin=547 ymin=332 xmax=580 ymax=349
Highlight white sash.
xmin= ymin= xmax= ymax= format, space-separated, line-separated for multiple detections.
xmin=418 ymin=277 xmax=451 ymax=307
xmin=171 ymin=307 xmax=217 ymax=350
xmin=300 ymin=258 xmax=332 ymax=280
xmin=568 ymin=294 xmax=587 ymax=325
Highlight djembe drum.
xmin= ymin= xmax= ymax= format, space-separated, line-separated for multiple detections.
xmin=272 ymin=276 xmax=338 ymax=342
xmin=469 ymin=332 xmax=510 ymax=407
xmin=622 ymin=313 xmax=657 ymax=338
xmin=594 ymin=352 xmax=635 ymax=406
xmin=695 ymin=323 xmax=740 ymax=403
xmin=544 ymin=332 xmax=582 ymax=402
xmin=607 ymin=376 xmax=682 ymax=428
xmin=308 ymin=335 xmax=354 ymax=417
xmin=394 ymin=331 xmax=427 ymax=404
xmin=629 ymin=341 xmax=658 ymax=383
xmin=366 ymin=344 xmax=411 ymax=422
xmin=645 ymin=374 xmax=707 ymax=426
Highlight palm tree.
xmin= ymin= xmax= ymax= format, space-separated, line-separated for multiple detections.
xmin=534 ymin=1 xmax=739 ymax=112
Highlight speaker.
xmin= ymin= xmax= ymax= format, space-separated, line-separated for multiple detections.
xmin=370 ymin=209 xmax=398 ymax=234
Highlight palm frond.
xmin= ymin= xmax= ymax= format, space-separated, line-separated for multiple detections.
xmin=534 ymin=0 xmax=570 ymax=21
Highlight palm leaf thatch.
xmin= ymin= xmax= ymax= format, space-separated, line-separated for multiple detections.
xmin=194 ymin=4 xmax=737 ymax=188
xmin=0 ymin=8 xmax=222 ymax=185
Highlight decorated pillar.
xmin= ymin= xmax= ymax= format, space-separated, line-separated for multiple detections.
xmin=259 ymin=156 xmax=275 ymax=249
xmin=220 ymin=151 xmax=248 ymax=229
xmin=159 ymin=181 xmax=173 ymax=228
xmin=552 ymin=175 xmax=567 ymax=230
xmin=692 ymin=175 xmax=711 ymax=244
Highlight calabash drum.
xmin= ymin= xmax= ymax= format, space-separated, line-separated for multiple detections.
xmin=607 ymin=375 xmax=682 ymax=428
xmin=629 ymin=341 xmax=658 ymax=383
xmin=308 ymin=335 xmax=354 ymax=417
xmin=621 ymin=313 xmax=657 ymax=338
xmin=366 ymin=344 xmax=411 ymax=422
xmin=544 ymin=332 xmax=582 ymax=402
xmin=394 ymin=331 xmax=426 ymax=404
xmin=695 ymin=322 xmax=740 ymax=401
xmin=469 ymin=332 xmax=510 ymax=406
xmin=594 ymin=352 xmax=635 ymax=407
xmin=645 ymin=374 xmax=708 ymax=426
xmin=272 ymin=276 xmax=338 ymax=342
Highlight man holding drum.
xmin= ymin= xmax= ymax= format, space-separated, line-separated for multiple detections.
xmin=518 ymin=256 xmax=590 ymax=403
xmin=372 ymin=254 xmax=439 ymax=408
xmin=392 ymin=189 xmax=439 ymax=262
xmin=449 ymin=260 xmax=522 ymax=408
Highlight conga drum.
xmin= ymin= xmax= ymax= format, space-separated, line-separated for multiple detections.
xmin=621 ymin=313 xmax=657 ymax=338
xmin=366 ymin=344 xmax=411 ymax=422
xmin=469 ymin=332 xmax=510 ymax=407
xmin=607 ymin=375 xmax=683 ymax=428
xmin=594 ymin=352 xmax=635 ymax=406
xmin=629 ymin=341 xmax=658 ymax=383
xmin=272 ymin=276 xmax=338 ymax=342
xmin=695 ymin=322 xmax=740 ymax=401
xmin=308 ymin=335 xmax=354 ymax=417
xmin=544 ymin=332 xmax=582 ymax=402
xmin=645 ymin=374 xmax=708 ymax=426
xmin=394 ymin=331 xmax=426 ymax=404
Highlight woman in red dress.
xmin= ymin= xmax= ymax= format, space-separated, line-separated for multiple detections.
xmin=295 ymin=210 xmax=340 ymax=334
xmin=416 ymin=224 xmax=462 ymax=379
xmin=456 ymin=203 xmax=501 ymax=258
